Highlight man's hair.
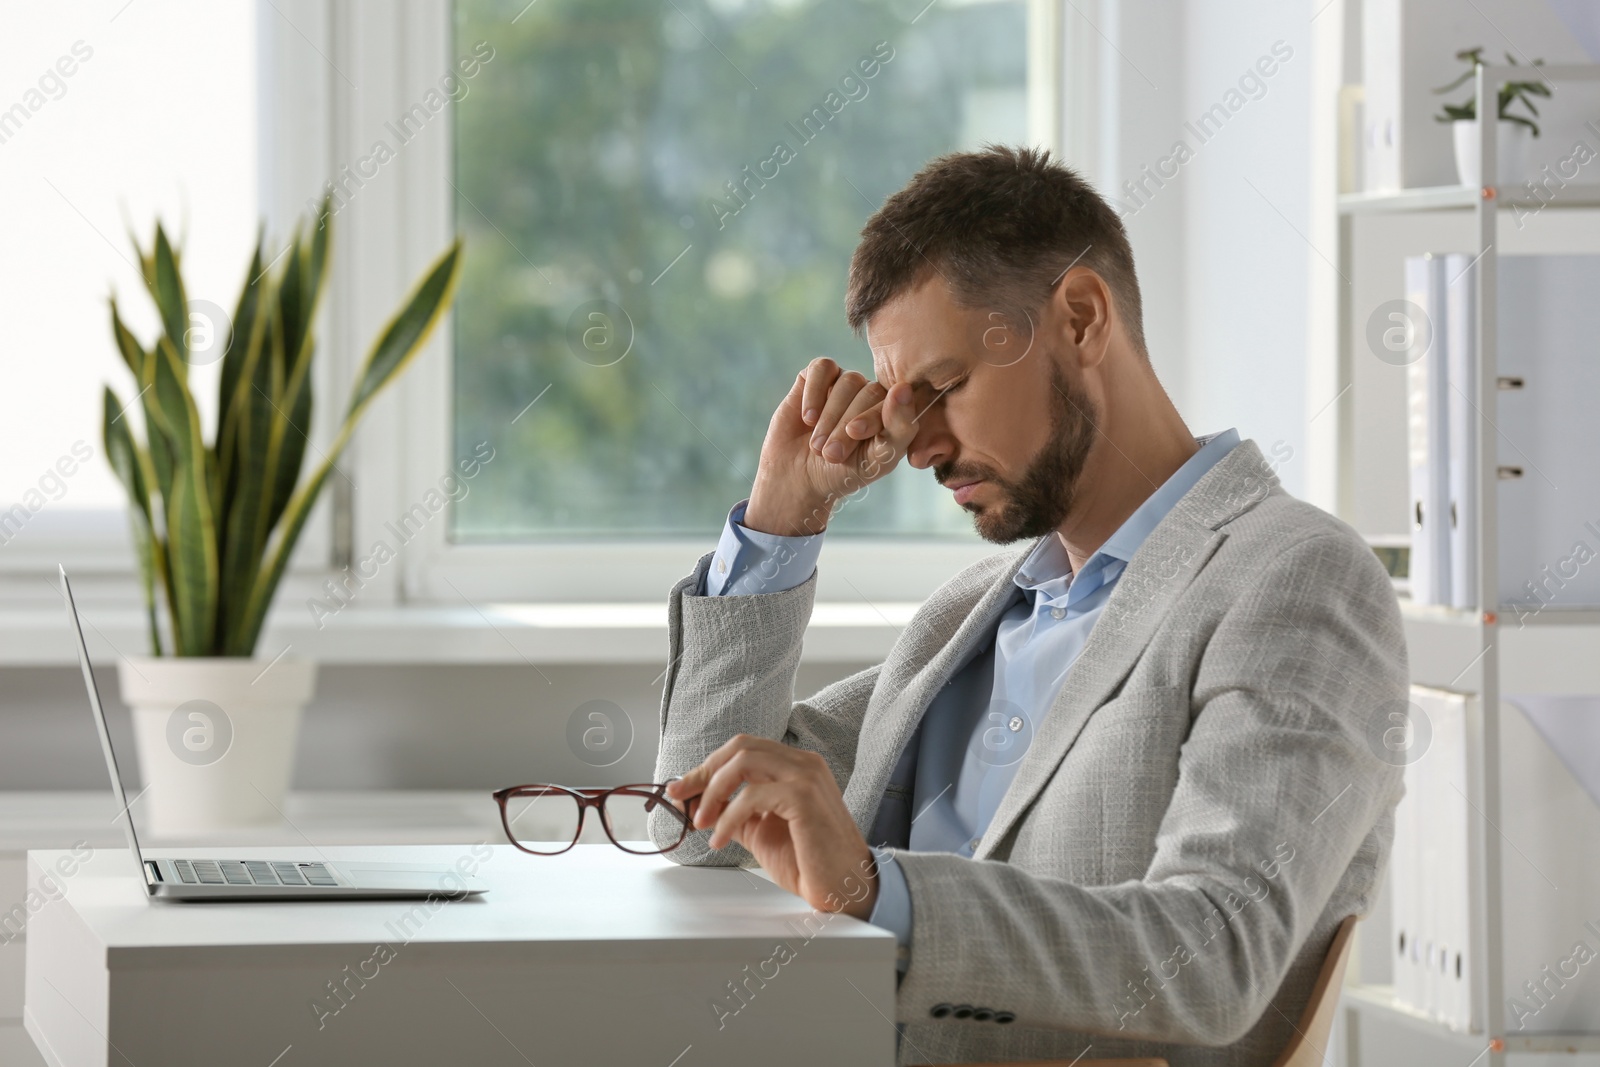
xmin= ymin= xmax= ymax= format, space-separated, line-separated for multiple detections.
xmin=845 ymin=145 xmax=1146 ymax=356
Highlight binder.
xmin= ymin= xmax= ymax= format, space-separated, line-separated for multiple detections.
xmin=1390 ymin=705 xmax=1421 ymax=1011
xmin=1496 ymin=255 xmax=1600 ymax=615
xmin=1444 ymin=252 xmax=1478 ymax=611
xmin=1393 ymin=686 xmax=1474 ymax=1030
xmin=1405 ymin=254 xmax=1451 ymax=606
xmin=1429 ymin=688 xmax=1473 ymax=1031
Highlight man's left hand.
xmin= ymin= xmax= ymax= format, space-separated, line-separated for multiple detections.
xmin=665 ymin=735 xmax=880 ymax=920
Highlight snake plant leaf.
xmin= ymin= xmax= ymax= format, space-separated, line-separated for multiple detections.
xmin=277 ymin=225 xmax=306 ymax=359
xmin=217 ymin=236 xmax=272 ymax=548
xmin=266 ymin=212 xmax=331 ymax=534
xmin=103 ymin=387 xmax=166 ymax=656
xmin=231 ymin=238 xmax=464 ymax=656
xmin=110 ymin=300 xmax=146 ymax=378
xmin=135 ymin=333 xmax=175 ymax=505
xmin=345 ymin=240 xmax=464 ymax=418
xmin=150 ymin=336 xmax=217 ymax=655
xmin=218 ymin=231 xmax=268 ymax=488
xmin=219 ymin=301 xmax=285 ymax=653
xmin=267 ymin=347 xmax=315 ymax=536
xmin=149 ymin=224 xmax=190 ymax=373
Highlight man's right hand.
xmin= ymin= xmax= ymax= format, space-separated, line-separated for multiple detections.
xmin=742 ymin=357 xmax=918 ymax=537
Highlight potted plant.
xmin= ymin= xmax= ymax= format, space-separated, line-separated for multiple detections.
xmin=101 ymin=196 xmax=462 ymax=834
xmin=1433 ymin=47 xmax=1550 ymax=188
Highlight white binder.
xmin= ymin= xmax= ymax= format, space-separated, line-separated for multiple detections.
xmin=1496 ymin=255 xmax=1600 ymax=615
xmin=1392 ymin=686 xmax=1474 ymax=1029
xmin=1390 ymin=703 xmax=1421 ymax=1012
xmin=1430 ymin=688 xmax=1473 ymax=1031
xmin=1443 ymin=253 xmax=1478 ymax=611
xmin=1405 ymin=254 xmax=1451 ymax=606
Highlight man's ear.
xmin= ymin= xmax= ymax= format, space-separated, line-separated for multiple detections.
xmin=1054 ymin=267 xmax=1113 ymax=369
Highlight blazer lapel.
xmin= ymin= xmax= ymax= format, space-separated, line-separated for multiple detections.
xmin=974 ymin=438 xmax=1277 ymax=859
xmin=843 ymin=548 xmax=1030 ymax=835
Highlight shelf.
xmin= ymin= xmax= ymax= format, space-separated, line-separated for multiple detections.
xmin=1344 ymin=985 xmax=1600 ymax=1054
xmin=1399 ymin=600 xmax=1600 ymax=695
xmin=1400 ymin=599 xmax=1600 ymax=627
xmin=1398 ymin=600 xmax=1483 ymax=626
xmin=1339 ymin=184 xmax=1600 ymax=214
xmin=1342 ymin=984 xmax=1483 ymax=1049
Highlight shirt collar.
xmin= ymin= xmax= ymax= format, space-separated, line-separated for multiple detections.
xmin=1013 ymin=428 xmax=1241 ymax=593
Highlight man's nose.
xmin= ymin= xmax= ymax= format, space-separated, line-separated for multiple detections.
xmin=905 ymin=421 xmax=951 ymax=471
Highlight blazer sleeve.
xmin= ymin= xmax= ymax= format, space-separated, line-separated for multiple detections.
xmin=649 ymin=550 xmax=882 ymax=865
xmin=888 ymin=531 xmax=1408 ymax=1045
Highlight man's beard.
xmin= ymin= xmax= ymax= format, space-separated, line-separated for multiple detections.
xmin=935 ymin=364 xmax=1099 ymax=544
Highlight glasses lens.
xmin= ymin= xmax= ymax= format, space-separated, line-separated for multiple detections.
xmin=602 ymin=786 xmax=688 ymax=854
xmin=502 ymin=789 xmax=581 ymax=854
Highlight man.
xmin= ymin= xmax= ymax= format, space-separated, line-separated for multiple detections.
xmin=653 ymin=146 xmax=1406 ymax=1065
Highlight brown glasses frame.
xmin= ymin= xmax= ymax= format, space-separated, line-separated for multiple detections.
xmin=492 ymin=781 xmax=697 ymax=856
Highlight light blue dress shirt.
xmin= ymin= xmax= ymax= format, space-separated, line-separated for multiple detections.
xmin=699 ymin=429 xmax=1241 ymax=973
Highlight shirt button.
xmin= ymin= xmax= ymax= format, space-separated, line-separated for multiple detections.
xmin=1008 ymin=716 xmax=1024 ymax=732
xmin=1049 ymin=606 xmax=1065 ymax=620
xmin=969 ymin=837 xmax=981 ymax=851
xmin=716 ymin=558 xmax=728 ymax=574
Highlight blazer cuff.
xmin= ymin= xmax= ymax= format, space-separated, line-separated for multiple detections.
xmin=867 ymin=847 xmax=913 ymax=974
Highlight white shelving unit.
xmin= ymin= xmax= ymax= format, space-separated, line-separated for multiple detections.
xmin=1332 ymin=63 xmax=1600 ymax=1066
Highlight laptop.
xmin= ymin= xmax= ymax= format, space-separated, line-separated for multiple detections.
xmin=59 ymin=565 xmax=489 ymax=901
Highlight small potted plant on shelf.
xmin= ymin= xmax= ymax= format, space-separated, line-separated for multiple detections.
xmin=101 ymin=197 xmax=462 ymax=835
xmin=1433 ymin=46 xmax=1550 ymax=188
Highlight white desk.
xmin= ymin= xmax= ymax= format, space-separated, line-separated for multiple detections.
xmin=23 ymin=843 xmax=895 ymax=1067
xmin=0 ymin=790 xmax=515 ymax=1064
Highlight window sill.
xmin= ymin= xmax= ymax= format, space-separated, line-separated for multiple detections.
xmin=5 ymin=601 xmax=918 ymax=667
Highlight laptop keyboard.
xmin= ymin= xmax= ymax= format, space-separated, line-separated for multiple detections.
xmin=172 ymin=859 xmax=337 ymax=887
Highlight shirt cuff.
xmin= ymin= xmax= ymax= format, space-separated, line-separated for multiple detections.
xmin=703 ymin=498 xmax=824 ymax=597
xmin=867 ymin=847 xmax=912 ymax=974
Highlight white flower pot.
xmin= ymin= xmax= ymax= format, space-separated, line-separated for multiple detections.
xmin=1452 ymin=119 xmax=1531 ymax=188
xmin=116 ymin=657 xmax=316 ymax=836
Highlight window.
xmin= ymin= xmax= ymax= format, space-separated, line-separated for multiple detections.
xmin=449 ymin=0 xmax=1033 ymax=542
xmin=0 ymin=3 xmax=257 ymax=575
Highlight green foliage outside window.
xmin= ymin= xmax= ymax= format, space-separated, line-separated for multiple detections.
xmin=452 ymin=0 xmax=1028 ymax=539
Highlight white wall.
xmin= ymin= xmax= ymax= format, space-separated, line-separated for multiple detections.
xmin=1065 ymin=0 xmax=1316 ymax=495
xmin=1176 ymin=1 xmax=1314 ymax=493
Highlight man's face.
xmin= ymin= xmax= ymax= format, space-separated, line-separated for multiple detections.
xmin=868 ymin=274 xmax=1099 ymax=543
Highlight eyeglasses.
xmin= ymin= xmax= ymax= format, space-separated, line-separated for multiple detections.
xmin=491 ymin=781 xmax=698 ymax=856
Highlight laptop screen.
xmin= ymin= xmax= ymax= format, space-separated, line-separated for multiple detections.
xmin=58 ymin=565 xmax=149 ymax=881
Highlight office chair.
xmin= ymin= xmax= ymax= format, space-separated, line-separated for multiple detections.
xmin=927 ymin=914 xmax=1360 ymax=1067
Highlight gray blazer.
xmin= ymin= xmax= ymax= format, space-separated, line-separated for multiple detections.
xmin=653 ymin=439 xmax=1407 ymax=1066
